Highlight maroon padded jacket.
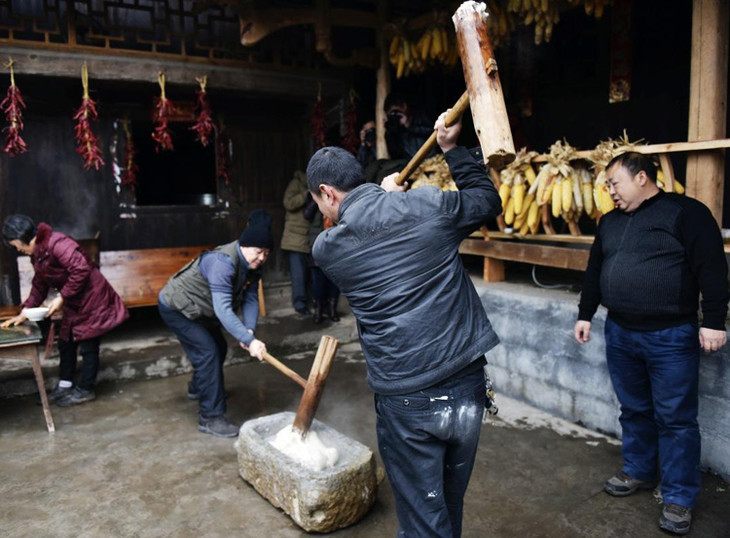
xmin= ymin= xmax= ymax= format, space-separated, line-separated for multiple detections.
xmin=23 ymin=223 xmax=129 ymax=341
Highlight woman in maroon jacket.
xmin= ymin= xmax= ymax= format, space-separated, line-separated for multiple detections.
xmin=1 ymin=215 xmax=128 ymax=406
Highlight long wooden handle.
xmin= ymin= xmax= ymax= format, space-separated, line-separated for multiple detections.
xmin=395 ymin=90 xmax=470 ymax=185
xmin=262 ymin=351 xmax=307 ymax=389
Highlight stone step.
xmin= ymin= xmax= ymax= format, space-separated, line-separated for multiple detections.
xmin=0 ymin=303 xmax=360 ymax=399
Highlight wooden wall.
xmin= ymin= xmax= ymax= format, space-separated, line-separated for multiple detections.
xmin=0 ymin=75 xmax=316 ymax=304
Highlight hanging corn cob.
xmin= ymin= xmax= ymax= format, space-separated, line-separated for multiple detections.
xmin=190 ymin=76 xmax=215 ymax=147
xmin=508 ymin=0 xmax=561 ymax=45
xmin=389 ymin=19 xmax=459 ymax=79
xmin=73 ymin=62 xmax=104 ymax=170
xmin=567 ymin=0 xmax=610 ymax=19
xmin=588 ymin=137 xmax=621 ymax=215
xmin=656 ymin=168 xmax=686 ymax=194
xmin=502 ymin=148 xmax=540 ymax=233
xmin=152 ymin=71 xmax=175 ymax=152
xmin=121 ymin=118 xmax=138 ymax=190
xmin=485 ymin=0 xmax=516 ymax=48
xmin=1 ymin=57 xmax=27 ymax=157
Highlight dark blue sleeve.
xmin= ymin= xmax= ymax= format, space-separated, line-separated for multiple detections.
xmin=200 ymin=253 xmax=255 ymax=344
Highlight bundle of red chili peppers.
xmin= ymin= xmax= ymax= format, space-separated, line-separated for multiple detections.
xmin=342 ymin=89 xmax=359 ymax=154
xmin=191 ymin=76 xmax=215 ymax=147
xmin=152 ymin=71 xmax=174 ymax=152
xmin=121 ymin=119 xmax=138 ymax=190
xmin=1 ymin=57 xmax=27 ymax=157
xmin=73 ymin=62 xmax=104 ymax=170
xmin=311 ymin=84 xmax=326 ymax=149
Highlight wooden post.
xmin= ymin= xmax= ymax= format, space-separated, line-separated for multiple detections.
xmin=685 ymin=0 xmax=729 ymax=225
xmin=659 ymin=154 xmax=675 ymax=193
xmin=453 ymin=1 xmax=515 ymax=168
xmin=257 ymin=279 xmax=266 ymax=317
xmin=292 ymin=335 xmax=339 ymax=437
xmin=375 ymin=1 xmax=390 ymax=159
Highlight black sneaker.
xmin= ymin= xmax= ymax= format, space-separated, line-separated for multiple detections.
xmin=47 ymin=383 xmax=74 ymax=403
xmin=187 ymin=382 xmax=199 ymax=400
xmin=660 ymin=503 xmax=692 ymax=535
xmin=604 ymin=470 xmax=657 ymax=497
xmin=295 ymin=307 xmax=311 ymax=316
xmin=198 ymin=415 xmax=239 ymax=438
xmin=57 ymin=387 xmax=96 ymax=407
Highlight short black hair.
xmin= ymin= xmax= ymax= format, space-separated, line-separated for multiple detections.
xmin=306 ymin=146 xmax=365 ymax=195
xmin=2 ymin=214 xmax=37 ymax=247
xmin=606 ymin=151 xmax=657 ymax=182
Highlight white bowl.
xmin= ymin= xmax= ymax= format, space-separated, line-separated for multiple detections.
xmin=22 ymin=307 xmax=49 ymax=322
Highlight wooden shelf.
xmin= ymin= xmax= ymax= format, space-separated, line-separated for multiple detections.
xmin=530 ymin=138 xmax=730 ymax=162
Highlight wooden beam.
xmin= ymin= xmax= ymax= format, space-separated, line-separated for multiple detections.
xmin=529 ymin=138 xmax=730 ymax=164
xmin=460 ymin=239 xmax=589 ymax=271
xmin=475 ymin=231 xmax=595 ymax=244
xmin=685 ymin=0 xmax=729 ymax=225
xmin=375 ymin=1 xmax=390 ymax=159
xmin=239 ymin=7 xmax=378 ymax=46
xmin=0 ymin=46 xmax=344 ymax=97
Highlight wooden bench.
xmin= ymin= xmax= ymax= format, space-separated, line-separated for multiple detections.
xmin=1 ymin=244 xmax=213 ymax=312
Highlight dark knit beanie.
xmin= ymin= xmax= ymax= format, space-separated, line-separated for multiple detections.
xmin=238 ymin=209 xmax=274 ymax=250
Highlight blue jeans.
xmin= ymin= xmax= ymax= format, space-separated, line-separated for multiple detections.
xmin=375 ymin=363 xmax=486 ymax=537
xmin=158 ymin=297 xmax=228 ymax=417
xmin=287 ymin=251 xmax=310 ymax=311
xmin=605 ymin=318 xmax=701 ymax=507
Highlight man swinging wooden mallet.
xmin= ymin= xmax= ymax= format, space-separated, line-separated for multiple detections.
xmin=304 ymin=3 xmax=513 ymax=534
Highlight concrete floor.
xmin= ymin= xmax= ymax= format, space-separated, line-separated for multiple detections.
xmin=1 ymin=309 xmax=729 ymax=538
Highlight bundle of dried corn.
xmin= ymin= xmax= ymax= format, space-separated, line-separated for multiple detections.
xmin=409 ymin=154 xmax=458 ymax=191
xmin=501 ymin=148 xmax=539 ymax=235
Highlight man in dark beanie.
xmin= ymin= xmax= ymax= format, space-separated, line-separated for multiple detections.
xmin=158 ymin=210 xmax=273 ymax=437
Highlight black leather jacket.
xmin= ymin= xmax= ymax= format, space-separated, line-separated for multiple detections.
xmin=312 ymin=147 xmax=502 ymax=394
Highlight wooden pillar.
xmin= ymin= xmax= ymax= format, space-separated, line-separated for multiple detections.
xmin=375 ymin=0 xmax=390 ymax=159
xmin=685 ymin=0 xmax=729 ymax=225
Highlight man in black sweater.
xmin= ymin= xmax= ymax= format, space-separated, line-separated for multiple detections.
xmin=574 ymin=152 xmax=728 ymax=536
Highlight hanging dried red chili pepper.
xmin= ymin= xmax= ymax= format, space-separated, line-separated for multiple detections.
xmin=152 ymin=71 xmax=174 ymax=152
xmin=215 ymin=117 xmax=231 ymax=186
xmin=1 ymin=57 xmax=27 ymax=157
xmin=191 ymin=75 xmax=215 ymax=147
xmin=311 ymin=82 xmax=326 ymax=149
xmin=342 ymin=88 xmax=359 ymax=154
xmin=121 ymin=118 xmax=138 ymax=190
xmin=73 ymin=62 xmax=104 ymax=170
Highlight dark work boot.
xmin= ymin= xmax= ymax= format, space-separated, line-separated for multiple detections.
xmin=57 ymin=386 xmax=96 ymax=407
xmin=313 ymin=301 xmax=323 ymax=324
xmin=47 ymin=383 xmax=74 ymax=403
xmin=198 ymin=415 xmax=239 ymax=438
xmin=328 ymin=298 xmax=340 ymax=322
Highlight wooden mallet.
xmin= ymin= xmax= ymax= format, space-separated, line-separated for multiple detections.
xmin=395 ymin=1 xmax=515 ymax=186
xmin=260 ymin=334 xmax=339 ymax=438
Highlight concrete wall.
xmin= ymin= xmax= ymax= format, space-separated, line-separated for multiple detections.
xmin=479 ymin=281 xmax=730 ymax=480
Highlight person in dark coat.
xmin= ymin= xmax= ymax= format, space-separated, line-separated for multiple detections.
xmin=306 ymin=111 xmax=501 ymax=537
xmin=2 ymin=215 xmax=129 ymax=406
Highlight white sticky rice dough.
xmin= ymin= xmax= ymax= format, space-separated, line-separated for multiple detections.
xmin=270 ymin=425 xmax=339 ymax=471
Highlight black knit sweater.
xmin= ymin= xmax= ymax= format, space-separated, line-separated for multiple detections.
xmin=578 ymin=191 xmax=729 ymax=331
